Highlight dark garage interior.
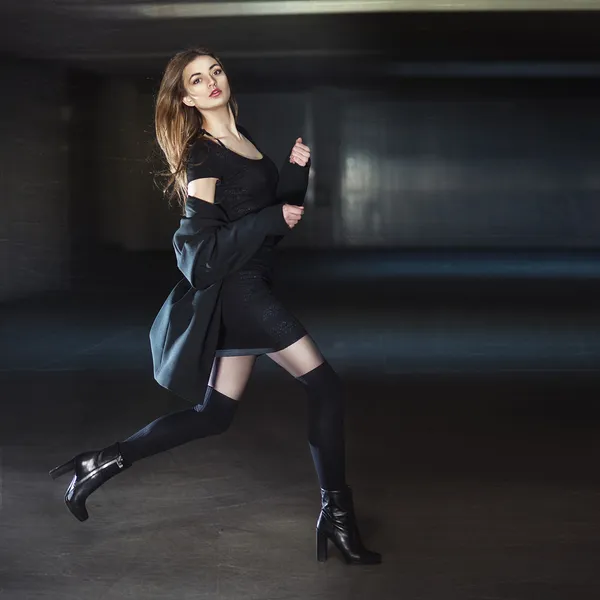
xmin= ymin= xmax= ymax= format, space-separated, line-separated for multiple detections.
xmin=2 ymin=2 xmax=600 ymax=598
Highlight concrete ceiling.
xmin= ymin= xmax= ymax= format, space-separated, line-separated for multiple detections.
xmin=3 ymin=1 xmax=600 ymax=83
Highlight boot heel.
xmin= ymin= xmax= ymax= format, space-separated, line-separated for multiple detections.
xmin=49 ymin=458 xmax=75 ymax=480
xmin=317 ymin=486 xmax=382 ymax=565
xmin=316 ymin=529 xmax=328 ymax=562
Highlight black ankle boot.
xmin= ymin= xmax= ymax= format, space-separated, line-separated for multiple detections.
xmin=316 ymin=485 xmax=382 ymax=565
xmin=49 ymin=442 xmax=131 ymax=522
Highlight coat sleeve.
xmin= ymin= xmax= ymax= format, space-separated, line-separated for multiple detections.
xmin=173 ymin=199 xmax=290 ymax=290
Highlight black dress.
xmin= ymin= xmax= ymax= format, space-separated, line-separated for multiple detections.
xmin=186 ymin=127 xmax=308 ymax=357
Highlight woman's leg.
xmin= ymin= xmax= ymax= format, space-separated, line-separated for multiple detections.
xmin=266 ymin=335 xmax=345 ymax=490
xmin=119 ymin=355 xmax=257 ymax=464
xmin=267 ymin=334 xmax=381 ymax=564
xmin=50 ymin=355 xmax=258 ymax=521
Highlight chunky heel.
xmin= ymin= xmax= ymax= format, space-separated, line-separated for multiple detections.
xmin=316 ymin=528 xmax=329 ymax=562
xmin=316 ymin=486 xmax=382 ymax=565
xmin=49 ymin=443 xmax=130 ymax=522
xmin=49 ymin=458 xmax=75 ymax=480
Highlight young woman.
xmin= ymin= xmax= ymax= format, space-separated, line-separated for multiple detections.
xmin=49 ymin=47 xmax=381 ymax=566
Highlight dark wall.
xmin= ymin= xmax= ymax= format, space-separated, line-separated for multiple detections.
xmin=66 ymin=74 xmax=600 ymax=253
xmin=0 ymin=57 xmax=70 ymax=302
xmin=325 ymin=78 xmax=600 ymax=248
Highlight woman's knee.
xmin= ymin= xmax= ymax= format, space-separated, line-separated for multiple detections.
xmin=196 ymin=386 xmax=240 ymax=434
xmin=297 ymin=360 xmax=344 ymax=397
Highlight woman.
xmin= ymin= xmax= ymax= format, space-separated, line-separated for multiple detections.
xmin=49 ymin=47 xmax=381 ymax=566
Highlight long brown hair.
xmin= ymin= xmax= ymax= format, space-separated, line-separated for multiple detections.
xmin=154 ymin=47 xmax=238 ymax=211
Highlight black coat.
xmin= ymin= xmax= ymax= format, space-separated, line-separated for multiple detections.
xmin=149 ymin=158 xmax=310 ymax=403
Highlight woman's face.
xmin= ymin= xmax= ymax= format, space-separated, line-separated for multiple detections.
xmin=181 ymin=54 xmax=230 ymax=112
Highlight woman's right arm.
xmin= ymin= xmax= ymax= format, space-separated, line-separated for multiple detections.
xmin=174 ymin=194 xmax=295 ymax=290
xmin=179 ymin=139 xmax=302 ymax=289
xmin=188 ymin=176 xmax=218 ymax=204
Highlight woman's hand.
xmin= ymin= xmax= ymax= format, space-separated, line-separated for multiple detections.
xmin=282 ymin=203 xmax=304 ymax=229
xmin=289 ymin=137 xmax=311 ymax=166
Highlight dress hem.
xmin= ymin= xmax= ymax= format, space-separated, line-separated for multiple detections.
xmin=214 ymin=347 xmax=275 ymax=357
xmin=213 ymin=330 xmax=308 ymax=358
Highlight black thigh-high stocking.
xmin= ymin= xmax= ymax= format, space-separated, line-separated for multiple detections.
xmin=296 ymin=360 xmax=347 ymax=491
xmin=118 ymin=386 xmax=239 ymax=464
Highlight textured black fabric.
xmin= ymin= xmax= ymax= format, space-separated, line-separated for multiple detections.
xmin=216 ymin=264 xmax=308 ymax=356
xmin=149 ymin=124 xmax=310 ymax=403
xmin=296 ymin=361 xmax=347 ymax=491
xmin=118 ymin=386 xmax=239 ymax=463
xmin=173 ymin=197 xmax=289 ymax=291
xmin=187 ymin=126 xmax=308 ymax=356
xmin=150 ymin=197 xmax=284 ymax=403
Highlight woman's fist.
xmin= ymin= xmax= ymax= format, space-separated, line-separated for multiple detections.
xmin=289 ymin=137 xmax=311 ymax=166
xmin=282 ymin=203 xmax=304 ymax=229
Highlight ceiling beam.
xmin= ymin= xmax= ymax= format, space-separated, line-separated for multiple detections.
xmin=70 ymin=0 xmax=600 ymax=19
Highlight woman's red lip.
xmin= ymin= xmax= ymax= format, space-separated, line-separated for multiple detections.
xmin=210 ymin=89 xmax=222 ymax=97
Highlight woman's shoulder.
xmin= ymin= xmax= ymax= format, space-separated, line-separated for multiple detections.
xmin=188 ymin=134 xmax=222 ymax=159
xmin=186 ymin=134 xmax=228 ymax=183
xmin=187 ymin=133 xmax=228 ymax=173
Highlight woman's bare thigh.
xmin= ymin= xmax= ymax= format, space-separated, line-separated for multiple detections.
xmin=208 ymin=355 xmax=257 ymax=400
xmin=266 ymin=335 xmax=325 ymax=378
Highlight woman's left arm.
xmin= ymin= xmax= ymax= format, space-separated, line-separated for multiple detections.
xmin=238 ymin=125 xmax=311 ymax=207
xmin=276 ymin=137 xmax=311 ymax=207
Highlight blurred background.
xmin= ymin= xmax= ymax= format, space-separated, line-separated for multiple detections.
xmin=3 ymin=2 xmax=600 ymax=599
xmin=3 ymin=1 xmax=600 ymax=372
xmin=2 ymin=3 xmax=600 ymax=278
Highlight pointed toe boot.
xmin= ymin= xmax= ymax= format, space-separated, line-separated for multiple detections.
xmin=49 ymin=442 xmax=130 ymax=522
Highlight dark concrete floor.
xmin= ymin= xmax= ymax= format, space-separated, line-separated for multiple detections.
xmin=2 ymin=249 xmax=600 ymax=599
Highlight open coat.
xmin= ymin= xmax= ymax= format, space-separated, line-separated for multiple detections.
xmin=149 ymin=156 xmax=310 ymax=403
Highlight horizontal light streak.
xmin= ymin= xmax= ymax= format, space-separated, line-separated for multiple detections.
xmin=73 ymin=1 xmax=600 ymax=19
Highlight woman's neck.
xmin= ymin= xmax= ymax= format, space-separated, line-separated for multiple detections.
xmin=201 ymin=107 xmax=239 ymax=140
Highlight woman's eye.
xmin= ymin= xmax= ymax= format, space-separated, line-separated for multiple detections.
xmin=214 ymin=69 xmax=222 ymax=75
xmin=193 ymin=78 xmax=201 ymax=84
